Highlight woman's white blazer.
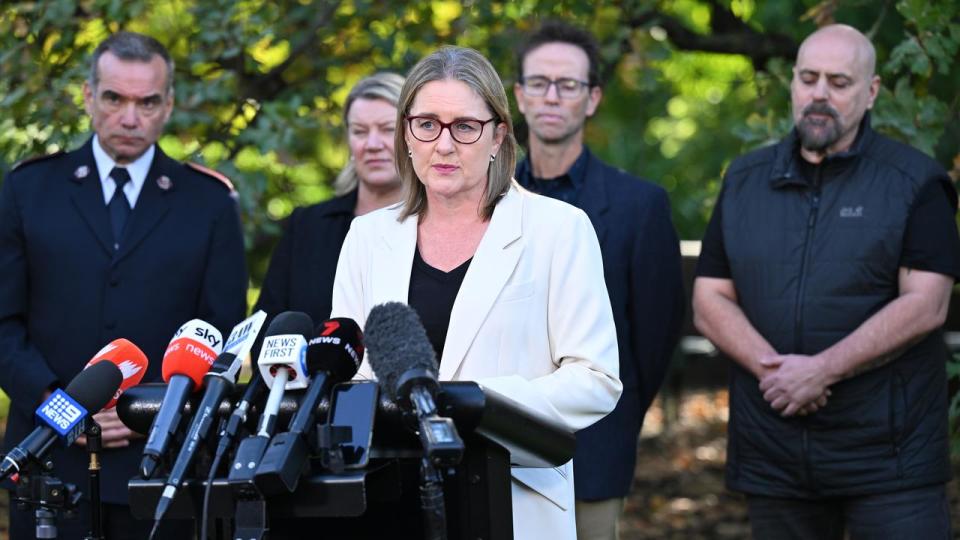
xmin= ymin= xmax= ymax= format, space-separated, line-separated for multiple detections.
xmin=331 ymin=183 xmax=622 ymax=539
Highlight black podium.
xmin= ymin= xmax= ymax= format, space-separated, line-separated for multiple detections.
xmin=118 ymin=381 xmax=575 ymax=539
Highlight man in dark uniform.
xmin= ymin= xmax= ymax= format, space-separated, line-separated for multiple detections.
xmin=514 ymin=21 xmax=685 ymax=540
xmin=0 ymin=31 xmax=247 ymax=538
xmin=693 ymin=24 xmax=960 ymax=538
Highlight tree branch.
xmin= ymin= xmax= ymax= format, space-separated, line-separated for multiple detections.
xmin=866 ymin=0 xmax=893 ymax=40
xmin=620 ymin=3 xmax=798 ymax=71
xmin=247 ymin=0 xmax=343 ymax=102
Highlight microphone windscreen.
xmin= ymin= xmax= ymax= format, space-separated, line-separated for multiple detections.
xmin=264 ymin=311 xmax=314 ymax=339
xmin=67 ymin=361 xmax=124 ymax=414
xmin=305 ymin=318 xmax=364 ymax=381
xmin=364 ymin=302 xmax=437 ymax=401
xmin=161 ymin=320 xmax=223 ymax=387
xmin=85 ymin=338 xmax=150 ymax=409
xmin=256 ymin=313 xmax=314 ymax=387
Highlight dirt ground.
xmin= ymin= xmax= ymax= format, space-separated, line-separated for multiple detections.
xmin=1 ymin=390 xmax=957 ymax=539
xmin=624 ymin=390 xmax=960 ymax=539
xmin=623 ymin=390 xmax=749 ymax=539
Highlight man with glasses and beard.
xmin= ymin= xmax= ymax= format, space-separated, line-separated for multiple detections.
xmin=693 ymin=24 xmax=960 ymax=538
xmin=513 ymin=21 xmax=685 ymax=540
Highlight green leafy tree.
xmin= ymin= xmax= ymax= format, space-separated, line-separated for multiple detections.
xmin=2 ymin=0 xmax=960 ymax=470
xmin=3 ymin=0 xmax=956 ymax=247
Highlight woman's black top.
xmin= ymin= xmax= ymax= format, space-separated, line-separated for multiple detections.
xmin=407 ymin=247 xmax=472 ymax=363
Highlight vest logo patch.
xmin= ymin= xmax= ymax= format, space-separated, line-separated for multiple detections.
xmin=840 ymin=206 xmax=864 ymax=218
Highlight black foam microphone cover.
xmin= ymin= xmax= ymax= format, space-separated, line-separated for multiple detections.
xmin=67 ymin=360 xmax=125 ymax=413
xmin=305 ymin=318 xmax=364 ymax=381
xmin=0 ymin=361 xmax=122 ymax=481
xmin=254 ymin=311 xmax=313 ymax=378
xmin=365 ymin=303 xmax=464 ymax=470
xmin=364 ymin=302 xmax=438 ymax=402
xmin=264 ymin=311 xmax=314 ymax=341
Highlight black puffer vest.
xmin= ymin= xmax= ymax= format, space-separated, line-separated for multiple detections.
xmin=721 ymin=118 xmax=954 ymax=498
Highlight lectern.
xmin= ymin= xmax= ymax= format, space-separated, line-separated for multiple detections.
xmin=119 ymin=381 xmax=575 ymax=539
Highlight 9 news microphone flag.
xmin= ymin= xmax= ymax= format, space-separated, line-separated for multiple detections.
xmin=0 ymin=361 xmax=124 ymax=481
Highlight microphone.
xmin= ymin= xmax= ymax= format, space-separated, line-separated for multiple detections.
xmin=212 ymin=371 xmax=264 ymax=463
xmin=140 ymin=319 xmax=223 ymax=479
xmin=227 ymin=311 xmax=313 ymax=489
xmin=84 ymin=338 xmax=150 ymax=410
xmin=254 ymin=318 xmax=363 ymax=494
xmin=0 ymin=361 xmax=123 ymax=481
xmin=212 ymin=312 xmax=280 ymax=456
xmin=365 ymin=302 xmax=463 ymax=465
xmin=365 ymin=302 xmax=463 ymax=540
xmin=151 ymin=311 xmax=267 ymax=526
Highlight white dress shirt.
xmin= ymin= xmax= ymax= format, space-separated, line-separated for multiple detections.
xmin=91 ymin=134 xmax=153 ymax=208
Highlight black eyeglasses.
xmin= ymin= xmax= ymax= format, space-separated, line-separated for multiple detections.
xmin=406 ymin=116 xmax=498 ymax=144
xmin=519 ymin=76 xmax=590 ymax=99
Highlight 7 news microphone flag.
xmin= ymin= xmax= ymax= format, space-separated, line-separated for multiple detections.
xmin=254 ymin=317 xmax=364 ymax=495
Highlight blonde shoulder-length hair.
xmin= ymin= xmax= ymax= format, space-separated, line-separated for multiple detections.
xmin=394 ymin=46 xmax=517 ymax=221
xmin=333 ymin=72 xmax=406 ymax=196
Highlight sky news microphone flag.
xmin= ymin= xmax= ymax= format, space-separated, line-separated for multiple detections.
xmin=141 ymin=319 xmax=223 ymax=479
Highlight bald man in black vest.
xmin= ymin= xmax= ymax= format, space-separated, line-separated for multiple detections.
xmin=694 ymin=24 xmax=960 ymax=539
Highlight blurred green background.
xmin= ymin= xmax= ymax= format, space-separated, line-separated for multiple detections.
xmin=0 ymin=0 xmax=958 ymax=433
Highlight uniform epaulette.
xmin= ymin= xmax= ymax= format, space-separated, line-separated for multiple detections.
xmin=12 ymin=151 xmax=65 ymax=172
xmin=186 ymin=162 xmax=237 ymax=194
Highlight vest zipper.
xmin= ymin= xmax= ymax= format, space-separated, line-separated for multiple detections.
xmin=794 ymin=165 xmax=821 ymax=491
xmin=802 ymin=428 xmax=814 ymax=490
xmin=793 ymin=166 xmax=822 ymax=353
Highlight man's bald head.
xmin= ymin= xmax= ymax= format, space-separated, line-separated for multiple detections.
xmin=790 ymin=24 xmax=881 ymax=162
xmin=798 ymin=24 xmax=876 ymax=80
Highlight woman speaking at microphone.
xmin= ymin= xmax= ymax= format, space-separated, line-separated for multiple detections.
xmin=254 ymin=72 xmax=405 ymax=324
xmin=330 ymin=47 xmax=621 ymax=539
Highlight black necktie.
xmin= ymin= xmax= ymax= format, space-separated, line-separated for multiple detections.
xmin=108 ymin=167 xmax=131 ymax=248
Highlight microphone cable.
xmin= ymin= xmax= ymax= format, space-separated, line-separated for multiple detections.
xmin=201 ymin=442 xmax=228 ymax=540
xmin=148 ymin=516 xmax=161 ymax=540
xmin=146 ymin=427 xmax=227 ymax=540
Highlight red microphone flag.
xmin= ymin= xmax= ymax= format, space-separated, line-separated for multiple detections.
xmin=161 ymin=319 xmax=223 ymax=389
xmin=85 ymin=338 xmax=149 ymax=409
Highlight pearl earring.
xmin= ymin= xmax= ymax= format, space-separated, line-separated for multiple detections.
xmin=489 ymin=154 xmax=496 ymax=162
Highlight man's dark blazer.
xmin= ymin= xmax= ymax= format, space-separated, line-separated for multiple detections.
xmin=0 ymin=138 xmax=248 ymax=504
xmin=518 ymin=149 xmax=685 ymax=500
xmin=254 ymin=190 xmax=356 ymax=326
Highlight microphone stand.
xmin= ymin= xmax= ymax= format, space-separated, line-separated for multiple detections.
xmin=419 ymin=457 xmax=447 ymax=540
xmin=84 ymin=420 xmax=103 ymax=540
xmin=10 ymin=458 xmax=81 ymax=539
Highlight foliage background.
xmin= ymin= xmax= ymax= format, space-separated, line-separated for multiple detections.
xmin=1 ymin=0 xmax=959 ymax=442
